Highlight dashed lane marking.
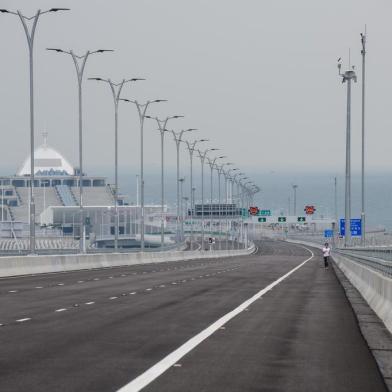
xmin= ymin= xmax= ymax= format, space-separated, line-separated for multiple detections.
xmin=85 ymin=302 xmax=95 ymax=305
xmin=16 ymin=318 xmax=31 ymax=323
xmin=55 ymin=308 xmax=67 ymax=312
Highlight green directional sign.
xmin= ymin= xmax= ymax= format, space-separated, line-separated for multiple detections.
xmin=297 ymin=216 xmax=306 ymax=222
xmin=259 ymin=209 xmax=271 ymax=216
xmin=278 ymin=217 xmax=287 ymax=223
xmin=258 ymin=217 xmax=267 ymax=222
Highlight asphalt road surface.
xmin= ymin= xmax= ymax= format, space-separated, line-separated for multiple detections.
xmin=0 ymin=240 xmax=387 ymax=392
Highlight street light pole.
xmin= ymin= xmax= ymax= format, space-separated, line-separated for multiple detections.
xmin=338 ymin=58 xmax=357 ymax=247
xmin=185 ymin=139 xmax=208 ymax=249
xmin=171 ymin=129 xmax=195 ymax=244
xmin=292 ymin=184 xmax=298 ymax=216
xmin=120 ymin=99 xmax=166 ymax=251
xmin=1 ymin=7 xmax=70 ymax=254
xmin=207 ymin=156 xmax=225 ymax=239
xmin=179 ymin=178 xmax=185 ymax=240
xmin=360 ymin=30 xmax=367 ymax=245
xmin=48 ymin=48 xmax=112 ymax=253
xmin=146 ymin=115 xmax=183 ymax=247
xmin=216 ymin=162 xmax=232 ymax=250
xmin=197 ymin=148 xmax=218 ymax=250
xmin=89 ymin=78 xmax=144 ymax=252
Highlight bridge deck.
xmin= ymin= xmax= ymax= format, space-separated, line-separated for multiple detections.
xmin=0 ymin=240 xmax=387 ymax=391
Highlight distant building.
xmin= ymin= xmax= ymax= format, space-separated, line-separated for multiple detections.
xmin=0 ymin=134 xmax=167 ymax=248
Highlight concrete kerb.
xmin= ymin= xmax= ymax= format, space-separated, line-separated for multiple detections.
xmin=0 ymin=242 xmax=256 ymax=278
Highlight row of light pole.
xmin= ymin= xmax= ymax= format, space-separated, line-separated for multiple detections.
xmin=1 ymin=7 xmax=259 ymax=254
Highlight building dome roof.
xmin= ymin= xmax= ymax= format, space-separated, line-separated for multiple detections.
xmin=17 ymin=133 xmax=74 ymax=176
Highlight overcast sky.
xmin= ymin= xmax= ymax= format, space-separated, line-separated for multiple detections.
xmin=0 ymin=0 xmax=391 ymax=180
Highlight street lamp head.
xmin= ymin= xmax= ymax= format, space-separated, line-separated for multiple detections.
xmin=46 ymin=48 xmax=64 ymax=53
xmin=172 ymin=115 xmax=184 ymax=119
xmin=186 ymin=128 xmax=197 ymax=132
xmin=88 ymin=77 xmax=103 ymax=81
xmin=153 ymin=99 xmax=167 ymax=103
xmin=96 ymin=49 xmax=114 ymax=53
xmin=131 ymin=78 xmax=145 ymax=82
xmin=199 ymin=138 xmax=208 ymax=142
xmin=119 ymin=98 xmax=132 ymax=103
xmin=210 ymin=148 xmax=219 ymax=151
xmin=0 ymin=9 xmax=10 ymax=13
xmin=218 ymin=156 xmax=226 ymax=159
xmin=49 ymin=8 xmax=71 ymax=12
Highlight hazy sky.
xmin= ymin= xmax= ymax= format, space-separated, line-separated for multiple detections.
xmin=0 ymin=0 xmax=391 ymax=179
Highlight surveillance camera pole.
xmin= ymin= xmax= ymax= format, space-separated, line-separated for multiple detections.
xmin=338 ymin=59 xmax=357 ymax=247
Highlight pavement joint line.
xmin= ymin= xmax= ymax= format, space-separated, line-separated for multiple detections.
xmin=116 ymin=246 xmax=314 ymax=392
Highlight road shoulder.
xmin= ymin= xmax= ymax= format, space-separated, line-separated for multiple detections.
xmin=333 ymin=259 xmax=392 ymax=391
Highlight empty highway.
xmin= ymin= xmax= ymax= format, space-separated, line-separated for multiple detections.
xmin=0 ymin=240 xmax=387 ymax=392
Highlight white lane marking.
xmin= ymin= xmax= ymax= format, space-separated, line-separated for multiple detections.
xmin=159 ymin=285 xmax=166 ymax=288
xmin=35 ymin=286 xmax=43 ymax=289
xmin=77 ymin=281 xmax=84 ymax=283
xmin=109 ymin=276 xmax=114 ymax=279
xmin=93 ymin=278 xmax=100 ymax=281
xmin=16 ymin=318 xmax=31 ymax=323
xmin=117 ymin=247 xmax=314 ymax=392
xmin=55 ymin=308 xmax=67 ymax=312
xmin=8 ymin=290 xmax=18 ymax=293
xmin=85 ymin=302 xmax=95 ymax=305
xmin=146 ymin=288 xmax=152 ymax=291
xmin=130 ymin=292 xmax=137 ymax=295
xmin=57 ymin=283 xmax=64 ymax=286
xmin=109 ymin=297 xmax=118 ymax=300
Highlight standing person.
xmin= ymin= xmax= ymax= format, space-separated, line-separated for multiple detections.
xmin=322 ymin=242 xmax=331 ymax=269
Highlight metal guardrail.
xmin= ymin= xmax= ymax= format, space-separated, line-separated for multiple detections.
xmin=335 ymin=248 xmax=392 ymax=278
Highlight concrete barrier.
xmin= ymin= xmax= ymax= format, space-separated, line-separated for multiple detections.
xmin=332 ymin=252 xmax=392 ymax=334
xmin=0 ymin=243 xmax=256 ymax=278
xmin=286 ymin=238 xmax=392 ymax=334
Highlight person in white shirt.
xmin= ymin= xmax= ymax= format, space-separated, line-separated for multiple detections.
xmin=322 ymin=242 xmax=331 ymax=269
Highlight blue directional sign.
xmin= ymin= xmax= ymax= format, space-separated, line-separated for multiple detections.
xmin=324 ymin=229 xmax=333 ymax=238
xmin=340 ymin=219 xmax=362 ymax=236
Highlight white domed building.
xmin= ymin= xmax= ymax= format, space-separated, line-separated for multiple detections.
xmin=17 ymin=134 xmax=75 ymax=177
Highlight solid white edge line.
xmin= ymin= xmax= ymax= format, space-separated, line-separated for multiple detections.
xmin=117 ymin=246 xmax=314 ymax=392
